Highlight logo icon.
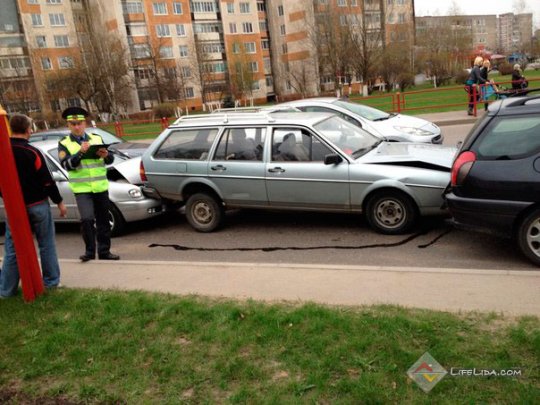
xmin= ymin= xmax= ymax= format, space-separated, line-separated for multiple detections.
xmin=407 ymin=352 xmax=447 ymax=392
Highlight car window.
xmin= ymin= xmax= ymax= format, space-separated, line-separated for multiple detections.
xmin=333 ymin=100 xmax=388 ymax=121
xmin=87 ymin=128 xmax=123 ymax=144
xmin=472 ymin=115 xmax=540 ymax=159
xmin=301 ymin=105 xmax=360 ymax=126
xmin=214 ymin=127 xmax=266 ymax=161
xmin=271 ymin=128 xmax=332 ymax=162
xmin=154 ymin=128 xmax=218 ymax=160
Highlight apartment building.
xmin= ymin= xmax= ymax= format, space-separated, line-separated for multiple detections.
xmin=498 ymin=13 xmax=533 ymax=54
xmin=0 ymin=0 xmax=414 ymax=116
xmin=416 ymin=13 xmax=533 ymax=55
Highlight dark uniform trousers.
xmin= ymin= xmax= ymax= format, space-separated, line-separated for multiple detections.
xmin=75 ymin=191 xmax=111 ymax=257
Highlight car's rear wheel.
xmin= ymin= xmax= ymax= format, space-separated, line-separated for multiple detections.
xmin=109 ymin=204 xmax=126 ymax=237
xmin=517 ymin=208 xmax=540 ymax=266
xmin=365 ymin=190 xmax=418 ymax=235
xmin=185 ymin=192 xmax=224 ymax=232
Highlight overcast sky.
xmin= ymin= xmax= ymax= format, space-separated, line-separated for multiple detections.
xmin=414 ymin=0 xmax=540 ymax=28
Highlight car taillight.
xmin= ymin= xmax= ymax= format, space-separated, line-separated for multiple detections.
xmin=140 ymin=160 xmax=147 ymax=182
xmin=451 ymin=151 xmax=476 ymax=186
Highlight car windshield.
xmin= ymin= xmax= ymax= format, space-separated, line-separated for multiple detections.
xmin=313 ymin=116 xmax=381 ymax=158
xmin=87 ymin=127 xmax=123 ymax=144
xmin=31 ymin=127 xmax=123 ymax=144
xmin=333 ymin=100 xmax=390 ymax=121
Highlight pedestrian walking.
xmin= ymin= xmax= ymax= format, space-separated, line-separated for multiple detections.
xmin=465 ymin=56 xmax=489 ymax=115
xmin=58 ymin=107 xmax=120 ymax=262
xmin=0 ymin=114 xmax=66 ymax=297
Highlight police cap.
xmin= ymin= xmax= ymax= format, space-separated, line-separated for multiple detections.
xmin=62 ymin=106 xmax=89 ymax=121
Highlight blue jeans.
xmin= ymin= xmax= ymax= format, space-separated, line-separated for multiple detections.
xmin=0 ymin=200 xmax=61 ymax=297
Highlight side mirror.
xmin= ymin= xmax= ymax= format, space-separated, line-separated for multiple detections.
xmin=52 ymin=171 xmax=67 ymax=182
xmin=324 ymin=153 xmax=343 ymax=165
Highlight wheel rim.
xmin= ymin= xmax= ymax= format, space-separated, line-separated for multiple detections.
xmin=525 ymin=217 xmax=540 ymax=258
xmin=374 ymin=198 xmax=406 ymax=229
xmin=192 ymin=200 xmax=214 ymax=225
xmin=108 ymin=210 xmax=115 ymax=231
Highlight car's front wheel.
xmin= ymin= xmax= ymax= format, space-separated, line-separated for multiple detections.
xmin=185 ymin=192 xmax=224 ymax=232
xmin=517 ymin=209 xmax=540 ymax=266
xmin=365 ymin=190 xmax=418 ymax=235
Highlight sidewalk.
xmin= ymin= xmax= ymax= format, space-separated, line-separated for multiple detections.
xmin=58 ymin=259 xmax=540 ymax=316
xmin=417 ymin=110 xmax=485 ymax=127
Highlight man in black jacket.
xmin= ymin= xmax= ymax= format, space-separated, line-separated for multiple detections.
xmin=0 ymin=114 xmax=66 ymax=297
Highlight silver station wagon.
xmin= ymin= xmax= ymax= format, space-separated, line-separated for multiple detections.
xmin=141 ymin=112 xmax=456 ymax=234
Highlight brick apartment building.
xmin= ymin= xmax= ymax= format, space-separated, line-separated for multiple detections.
xmin=0 ymin=0 xmax=415 ymax=116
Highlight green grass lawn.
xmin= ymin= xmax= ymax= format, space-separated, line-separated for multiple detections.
xmin=0 ymin=289 xmax=538 ymax=403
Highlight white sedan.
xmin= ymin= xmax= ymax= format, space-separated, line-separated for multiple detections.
xmin=280 ymin=97 xmax=443 ymax=144
xmin=0 ymin=140 xmax=165 ymax=236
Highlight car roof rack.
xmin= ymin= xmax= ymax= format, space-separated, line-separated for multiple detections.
xmin=505 ymin=92 xmax=540 ymax=107
xmin=172 ymin=111 xmax=277 ymax=125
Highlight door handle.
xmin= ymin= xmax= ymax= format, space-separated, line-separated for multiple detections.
xmin=268 ymin=167 xmax=285 ymax=173
xmin=211 ymin=165 xmax=226 ymax=171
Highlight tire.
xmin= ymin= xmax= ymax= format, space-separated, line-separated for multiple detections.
xmin=516 ymin=209 xmax=540 ymax=266
xmin=109 ymin=204 xmax=126 ymax=237
xmin=185 ymin=192 xmax=224 ymax=232
xmin=365 ymin=190 xmax=418 ymax=235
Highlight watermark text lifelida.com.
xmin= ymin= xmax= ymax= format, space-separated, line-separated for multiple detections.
xmin=450 ymin=368 xmax=522 ymax=377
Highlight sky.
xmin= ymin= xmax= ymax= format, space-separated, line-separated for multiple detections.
xmin=414 ymin=0 xmax=540 ymax=29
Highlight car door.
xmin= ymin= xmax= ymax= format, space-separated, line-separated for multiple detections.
xmin=298 ymin=105 xmax=364 ymax=129
xmin=208 ymin=127 xmax=268 ymax=207
xmin=265 ymin=127 xmax=350 ymax=210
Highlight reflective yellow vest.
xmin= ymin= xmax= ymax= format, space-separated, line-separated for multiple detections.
xmin=59 ymin=134 xmax=109 ymax=194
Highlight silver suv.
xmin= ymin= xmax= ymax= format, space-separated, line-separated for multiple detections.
xmin=141 ymin=112 xmax=456 ymax=234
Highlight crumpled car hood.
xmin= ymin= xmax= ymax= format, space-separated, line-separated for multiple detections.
xmin=360 ymin=142 xmax=457 ymax=169
xmin=107 ymin=156 xmax=143 ymax=184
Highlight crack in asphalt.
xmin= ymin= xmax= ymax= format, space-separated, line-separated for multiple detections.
xmin=149 ymin=227 xmax=452 ymax=252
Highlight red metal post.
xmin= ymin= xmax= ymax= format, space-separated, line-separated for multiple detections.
xmin=473 ymin=85 xmax=478 ymax=117
xmin=396 ymin=92 xmax=401 ymax=113
xmin=0 ymin=105 xmax=43 ymax=301
xmin=161 ymin=117 xmax=169 ymax=130
xmin=114 ymin=121 xmax=123 ymax=138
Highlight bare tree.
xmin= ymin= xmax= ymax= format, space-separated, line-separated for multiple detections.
xmin=0 ymin=51 xmax=39 ymax=114
xmin=228 ymin=41 xmax=257 ymax=104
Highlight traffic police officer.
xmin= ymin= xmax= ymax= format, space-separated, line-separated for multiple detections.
xmin=58 ymin=106 xmax=120 ymax=262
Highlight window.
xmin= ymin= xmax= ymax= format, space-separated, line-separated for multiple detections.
xmin=277 ymin=5 xmax=283 ymax=16
xmin=239 ymin=2 xmax=250 ymax=13
xmin=156 ymin=24 xmax=171 ymax=37
xmin=160 ymin=46 xmax=173 ymax=58
xmin=259 ymin=20 xmax=267 ymax=32
xmin=194 ymin=22 xmax=222 ymax=33
xmin=248 ymin=61 xmax=258 ymax=72
xmin=265 ymin=76 xmax=273 ymax=87
xmin=257 ymin=1 xmax=265 ymax=11
xmin=67 ymin=98 xmax=81 ymax=107
xmin=179 ymin=45 xmax=188 ymax=57
xmin=58 ymin=56 xmax=74 ymax=69
xmin=123 ymin=1 xmax=144 ymax=13
xmin=261 ymin=39 xmax=269 ymax=50
xmin=154 ymin=128 xmax=218 ymax=160
xmin=202 ymin=42 xmax=224 ymax=53
xmin=251 ymin=81 xmax=260 ymax=90
xmin=132 ymin=43 xmax=150 ymax=58
xmin=271 ymin=129 xmax=327 ymax=162
xmin=205 ymin=61 xmax=226 ymax=73
xmin=173 ymin=2 xmax=183 ymax=14
xmin=340 ymin=15 xmax=347 ymax=26
xmin=36 ymin=35 xmax=47 ymax=48
xmin=227 ymin=3 xmax=234 ymax=13
xmin=244 ymin=42 xmax=256 ymax=53
xmin=181 ymin=66 xmax=191 ymax=78
xmin=214 ymin=128 xmax=266 ymax=161
xmin=176 ymin=24 xmax=186 ymax=36
xmin=242 ymin=22 xmax=253 ymax=33
xmin=41 ymin=57 xmax=52 ymax=70
xmin=190 ymin=1 xmax=218 ymax=13
xmin=127 ymin=23 xmax=147 ymax=36
xmin=54 ymin=35 xmax=69 ymax=47
xmin=263 ymin=57 xmax=271 ymax=71
xmin=351 ymin=0 xmax=357 ymax=5
xmin=153 ymin=3 xmax=167 ymax=15
xmin=134 ymin=68 xmax=152 ymax=80
xmin=50 ymin=100 xmax=61 ymax=112
xmin=232 ymin=43 xmax=240 ymax=53
xmin=27 ymin=0 xmax=39 ymax=3
xmin=398 ymin=13 xmax=405 ymax=23
xmin=31 ymin=14 xmax=43 ymax=26
xmin=229 ymin=23 xmax=237 ymax=34
xmin=47 ymin=0 xmax=62 ymax=3
xmin=280 ymin=24 xmax=286 ymax=35
xmin=337 ymin=0 xmax=346 ymax=6
xmin=49 ymin=13 xmax=65 ymax=26
xmin=281 ymin=43 xmax=287 ymax=54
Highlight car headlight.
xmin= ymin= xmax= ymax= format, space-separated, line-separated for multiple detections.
xmin=394 ymin=126 xmax=434 ymax=136
xmin=128 ymin=188 xmax=143 ymax=199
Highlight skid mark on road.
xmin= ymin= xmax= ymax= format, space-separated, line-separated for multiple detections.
xmin=149 ymin=230 xmax=437 ymax=252
xmin=417 ymin=228 xmax=453 ymax=249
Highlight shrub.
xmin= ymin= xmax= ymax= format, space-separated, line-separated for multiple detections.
xmin=455 ymin=69 xmax=470 ymax=85
xmin=396 ymin=72 xmax=415 ymax=91
xmin=153 ymin=103 xmax=176 ymax=118
xmin=498 ymin=62 xmax=514 ymax=75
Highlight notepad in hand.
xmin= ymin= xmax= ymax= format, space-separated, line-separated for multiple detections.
xmin=81 ymin=144 xmax=113 ymax=159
